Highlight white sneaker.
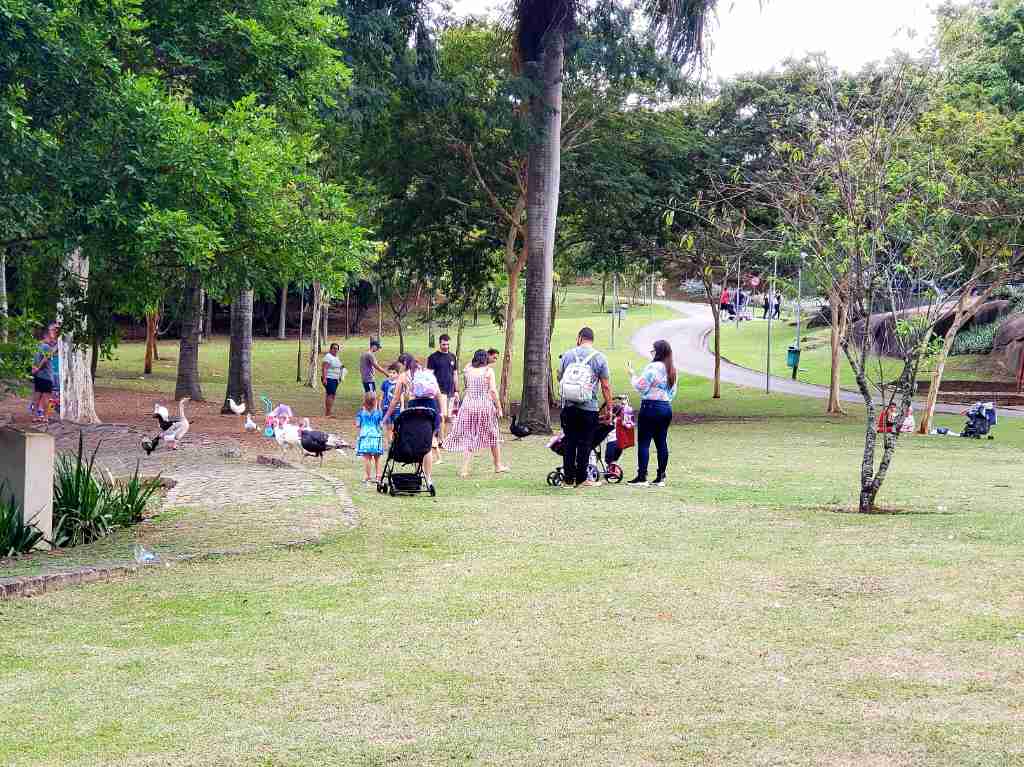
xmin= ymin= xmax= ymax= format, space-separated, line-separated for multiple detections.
xmin=651 ymin=477 xmax=667 ymax=488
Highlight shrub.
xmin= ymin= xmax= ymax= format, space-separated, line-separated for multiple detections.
xmin=951 ymin=321 xmax=999 ymax=356
xmin=52 ymin=435 xmax=112 ymax=547
xmin=51 ymin=436 xmax=163 ymax=547
xmin=0 ymin=483 xmax=45 ymax=557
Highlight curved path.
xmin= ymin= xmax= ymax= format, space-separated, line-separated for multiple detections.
xmin=631 ymin=300 xmax=1021 ymax=417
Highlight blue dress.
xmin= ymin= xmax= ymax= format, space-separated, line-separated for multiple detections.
xmin=356 ymin=409 xmax=384 ymax=456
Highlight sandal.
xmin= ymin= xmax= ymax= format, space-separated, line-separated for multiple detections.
xmin=494 ymin=465 xmax=510 ymax=474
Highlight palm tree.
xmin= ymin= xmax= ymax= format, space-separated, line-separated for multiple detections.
xmin=515 ymin=0 xmax=722 ymax=431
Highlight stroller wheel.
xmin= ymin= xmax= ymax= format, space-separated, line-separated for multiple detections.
xmin=606 ymin=464 xmax=623 ymax=484
xmin=388 ymin=485 xmax=397 ymax=496
xmin=429 ymin=484 xmax=437 ymax=497
xmin=547 ymin=470 xmax=561 ymax=486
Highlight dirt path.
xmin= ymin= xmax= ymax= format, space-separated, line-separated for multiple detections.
xmin=631 ymin=300 xmax=1023 ymax=418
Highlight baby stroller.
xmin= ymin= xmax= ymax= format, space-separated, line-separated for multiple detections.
xmin=545 ymin=401 xmax=634 ymax=486
xmin=377 ymin=407 xmax=437 ymax=497
xmin=961 ymin=401 xmax=996 ymax=439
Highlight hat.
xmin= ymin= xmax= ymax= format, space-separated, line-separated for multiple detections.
xmin=369 ymin=338 xmax=382 ymax=349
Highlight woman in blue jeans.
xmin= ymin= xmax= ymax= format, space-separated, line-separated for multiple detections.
xmin=626 ymin=339 xmax=677 ymax=487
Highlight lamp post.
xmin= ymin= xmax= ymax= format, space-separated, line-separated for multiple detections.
xmin=767 ymin=251 xmax=778 ymax=393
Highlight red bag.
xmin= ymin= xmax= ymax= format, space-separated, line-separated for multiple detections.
xmin=615 ymin=418 xmax=635 ymax=449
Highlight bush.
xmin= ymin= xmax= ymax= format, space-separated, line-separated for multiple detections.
xmin=951 ymin=321 xmax=999 ymax=356
xmin=51 ymin=435 xmax=162 ymax=547
xmin=0 ymin=483 xmax=45 ymax=557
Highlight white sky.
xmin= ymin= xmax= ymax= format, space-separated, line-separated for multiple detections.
xmin=448 ymin=0 xmax=959 ymax=79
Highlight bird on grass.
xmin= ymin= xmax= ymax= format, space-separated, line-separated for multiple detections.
xmin=143 ymin=398 xmax=191 ymax=453
xmin=509 ymin=414 xmax=531 ymax=439
xmin=227 ymin=398 xmax=246 ymax=415
xmin=298 ymin=417 xmax=349 ymax=465
xmin=273 ymin=419 xmax=302 ymax=460
xmin=244 ymin=413 xmax=257 ymax=432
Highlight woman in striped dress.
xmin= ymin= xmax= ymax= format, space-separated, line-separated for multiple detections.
xmin=442 ymin=349 xmax=509 ymax=478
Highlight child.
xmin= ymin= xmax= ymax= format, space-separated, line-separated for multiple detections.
xmin=381 ymin=362 xmax=402 ymax=445
xmin=355 ymin=390 xmax=384 ymax=484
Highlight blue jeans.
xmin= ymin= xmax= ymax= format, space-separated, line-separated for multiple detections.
xmin=637 ymin=400 xmax=672 ymax=480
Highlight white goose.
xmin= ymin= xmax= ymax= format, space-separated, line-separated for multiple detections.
xmin=162 ymin=398 xmax=191 ymax=450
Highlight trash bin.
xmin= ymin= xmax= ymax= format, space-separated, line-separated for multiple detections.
xmin=786 ymin=345 xmax=801 ymax=369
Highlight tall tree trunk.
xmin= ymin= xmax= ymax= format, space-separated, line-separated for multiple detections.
xmin=144 ymin=311 xmax=157 ymax=374
xmin=204 ymin=294 xmax=214 ymax=338
xmin=305 ymin=282 xmax=323 ymax=389
xmin=222 ymin=288 xmax=255 ymax=413
xmin=0 ymin=248 xmax=7 ymax=343
xmin=548 ymin=282 xmax=559 ymax=408
xmin=175 ymin=274 xmax=204 ymax=401
xmin=426 ymin=288 xmax=435 ymax=349
xmin=296 ymin=285 xmax=305 ymax=382
xmin=455 ymin=313 xmax=466 ymax=368
xmin=277 ymin=283 xmax=287 ymax=340
xmin=519 ymin=28 xmax=564 ymax=433
xmin=826 ymin=289 xmax=846 ymax=415
xmin=321 ymin=291 xmax=329 ymax=352
xmin=600 ymin=272 xmax=607 ymax=310
xmin=702 ymin=279 xmax=722 ymax=399
xmin=59 ymin=247 xmax=100 ymax=424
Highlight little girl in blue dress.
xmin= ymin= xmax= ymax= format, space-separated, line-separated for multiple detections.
xmin=355 ymin=391 xmax=384 ymax=484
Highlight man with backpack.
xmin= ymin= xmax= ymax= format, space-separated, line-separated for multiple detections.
xmin=557 ymin=327 xmax=613 ymax=488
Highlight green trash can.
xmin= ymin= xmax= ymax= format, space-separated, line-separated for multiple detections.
xmin=786 ymin=345 xmax=801 ymax=369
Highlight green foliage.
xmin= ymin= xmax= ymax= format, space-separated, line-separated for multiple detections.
xmin=952 ymin=321 xmax=1000 ymax=356
xmin=0 ymin=310 xmax=40 ymax=395
xmin=51 ymin=435 xmax=161 ymax=548
xmin=0 ymin=483 xmax=44 ymax=557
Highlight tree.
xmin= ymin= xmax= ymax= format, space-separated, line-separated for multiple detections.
xmin=512 ymin=0 xmax=721 ymax=432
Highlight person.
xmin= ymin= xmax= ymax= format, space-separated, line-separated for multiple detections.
xmin=762 ymin=292 xmax=770 ymax=319
xmin=359 ymin=338 xmax=387 ymax=392
xmin=321 ymin=342 xmax=344 ymax=417
xmin=486 ymin=348 xmax=500 ymax=367
xmin=381 ymin=361 xmax=402 ymax=444
xmin=355 ymin=391 xmax=384 ymax=484
xmin=877 ymin=403 xmax=898 ymax=434
xmin=384 ymin=353 xmax=439 ymax=488
xmin=899 ymin=403 xmax=915 ymax=435
xmin=771 ymin=291 xmax=782 ymax=320
xmin=427 ymin=334 xmax=458 ymax=439
xmin=30 ymin=324 xmax=58 ymax=423
xmin=443 ymin=349 xmax=508 ymax=478
xmin=626 ymin=339 xmax=678 ymax=487
xmin=557 ymin=327 xmax=613 ymax=488
xmin=719 ymin=286 xmax=732 ymax=318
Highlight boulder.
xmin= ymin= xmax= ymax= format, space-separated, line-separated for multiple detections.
xmin=993 ymin=313 xmax=1024 ymax=376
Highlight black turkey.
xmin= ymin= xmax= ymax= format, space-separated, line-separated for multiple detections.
xmin=299 ymin=423 xmax=349 ymax=465
xmin=510 ymin=415 xmax=531 ymax=439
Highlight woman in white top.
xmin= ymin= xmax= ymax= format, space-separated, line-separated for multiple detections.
xmin=321 ymin=343 xmax=344 ymax=417
xmin=625 ymin=339 xmax=678 ymax=487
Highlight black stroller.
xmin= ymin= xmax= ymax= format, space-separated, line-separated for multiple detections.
xmin=546 ymin=421 xmax=624 ymax=486
xmin=377 ymin=407 xmax=437 ymax=497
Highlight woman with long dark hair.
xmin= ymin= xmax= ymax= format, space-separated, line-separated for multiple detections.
xmin=442 ymin=349 xmax=508 ymax=478
xmin=626 ymin=339 xmax=678 ymax=487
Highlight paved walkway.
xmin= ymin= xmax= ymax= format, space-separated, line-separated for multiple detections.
xmin=0 ymin=423 xmax=357 ymax=597
xmin=631 ymin=300 xmax=1022 ymax=417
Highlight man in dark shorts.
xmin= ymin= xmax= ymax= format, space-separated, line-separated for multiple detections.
xmin=359 ymin=338 xmax=386 ymax=392
xmin=427 ymin=334 xmax=458 ymax=439
xmin=30 ymin=324 xmax=58 ymax=422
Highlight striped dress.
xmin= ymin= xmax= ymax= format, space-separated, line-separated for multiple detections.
xmin=442 ymin=370 xmax=499 ymax=452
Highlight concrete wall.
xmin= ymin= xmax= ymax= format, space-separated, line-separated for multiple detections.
xmin=0 ymin=429 xmax=53 ymax=548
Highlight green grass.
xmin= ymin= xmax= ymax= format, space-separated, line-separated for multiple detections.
xmin=3 ymin=292 xmax=1024 ymax=765
xmin=719 ymin=319 xmax=1006 ymax=389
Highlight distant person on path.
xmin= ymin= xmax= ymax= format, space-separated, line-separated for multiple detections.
xmin=762 ymin=292 xmax=770 ymax=319
xmin=557 ymin=327 xmax=613 ymax=488
xmin=29 ymin=323 xmax=58 ymax=423
xmin=719 ymin=287 xmax=732 ymax=318
xmin=443 ymin=349 xmax=508 ymax=478
xmin=427 ymin=334 xmax=458 ymax=439
xmin=355 ymin=391 xmax=384 ymax=484
xmin=384 ymin=353 xmax=440 ymax=488
xmin=626 ymin=339 xmax=678 ymax=487
xmin=359 ymin=338 xmax=386 ymax=392
xmin=771 ymin=292 xmax=782 ymax=320
xmin=321 ymin=342 xmax=344 ymax=417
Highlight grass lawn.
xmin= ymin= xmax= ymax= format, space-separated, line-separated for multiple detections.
xmin=718 ymin=319 xmax=1004 ymax=389
xmin=2 ymin=293 xmax=1024 ymax=765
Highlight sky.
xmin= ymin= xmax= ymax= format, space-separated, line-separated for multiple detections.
xmin=448 ymin=0 xmax=956 ymax=79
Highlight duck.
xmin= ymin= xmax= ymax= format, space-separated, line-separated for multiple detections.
xmin=153 ymin=403 xmax=177 ymax=432
xmin=510 ymin=414 xmax=531 ymax=439
xmin=227 ymin=397 xmax=246 ymax=415
xmin=244 ymin=413 xmax=257 ymax=432
xmin=162 ymin=398 xmax=191 ymax=450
